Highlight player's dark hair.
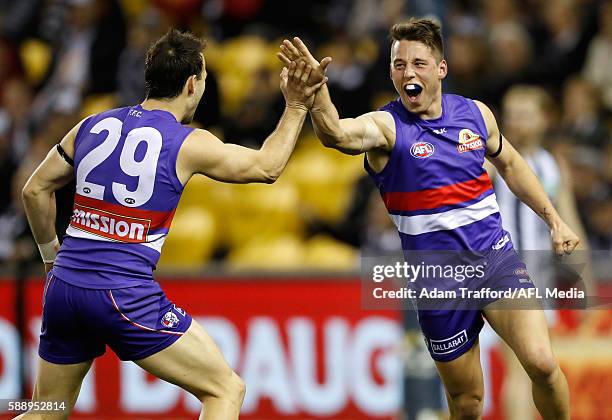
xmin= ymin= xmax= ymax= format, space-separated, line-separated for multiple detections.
xmin=144 ymin=29 xmax=206 ymax=100
xmin=390 ymin=18 xmax=444 ymax=61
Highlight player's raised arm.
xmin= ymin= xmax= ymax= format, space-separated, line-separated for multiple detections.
xmin=22 ymin=120 xmax=83 ymax=271
xmin=177 ymin=61 xmax=326 ymax=184
xmin=477 ymin=100 xmax=580 ymax=255
xmin=278 ymin=37 xmax=394 ymax=155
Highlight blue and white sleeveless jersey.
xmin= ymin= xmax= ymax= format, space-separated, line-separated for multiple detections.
xmin=53 ymin=105 xmax=194 ymax=288
xmin=366 ymin=95 xmax=510 ymax=251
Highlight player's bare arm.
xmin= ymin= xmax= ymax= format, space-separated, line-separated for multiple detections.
xmin=177 ymin=61 xmax=326 ymax=184
xmin=477 ymin=100 xmax=579 ymax=255
xmin=22 ymin=119 xmax=84 ymax=272
xmin=278 ymin=37 xmax=395 ymax=158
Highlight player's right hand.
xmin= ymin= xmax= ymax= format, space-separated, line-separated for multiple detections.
xmin=280 ymin=60 xmax=327 ymax=110
xmin=278 ymin=37 xmax=332 ymax=86
xmin=551 ymin=221 xmax=580 ymax=256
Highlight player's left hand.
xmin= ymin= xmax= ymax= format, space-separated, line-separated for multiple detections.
xmin=551 ymin=221 xmax=580 ymax=255
xmin=280 ymin=60 xmax=327 ymax=110
xmin=278 ymin=37 xmax=332 ymax=87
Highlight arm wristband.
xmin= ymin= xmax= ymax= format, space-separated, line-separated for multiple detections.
xmin=38 ymin=237 xmax=59 ymax=263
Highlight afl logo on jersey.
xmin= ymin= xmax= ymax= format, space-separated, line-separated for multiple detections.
xmin=410 ymin=142 xmax=435 ymax=159
xmin=124 ymin=198 xmax=135 ymax=205
xmin=457 ymin=129 xmax=484 ymax=153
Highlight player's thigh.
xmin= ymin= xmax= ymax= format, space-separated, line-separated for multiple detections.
xmin=33 ymin=357 xmax=92 ymax=400
xmin=484 ymin=306 xmax=556 ymax=375
xmin=20 ymin=357 xmax=93 ymax=419
xmin=134 ymin=319 xmax=238 ymax=399
xmin=434 ymin=339 xmax=484 ymax=398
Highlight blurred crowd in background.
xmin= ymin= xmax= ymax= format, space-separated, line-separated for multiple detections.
xmin=0 ymin=0 xmax=610 ymax=272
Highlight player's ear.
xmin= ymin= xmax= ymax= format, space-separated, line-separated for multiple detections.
xmin=438 ymin=59 xmax=448 ymax=80
xmin=186 ymin=75 xmax=197 ymax=95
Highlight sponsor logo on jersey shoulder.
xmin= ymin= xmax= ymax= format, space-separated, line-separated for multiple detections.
xmin=410 ymin=141 xmax=435 ymax=159
xmin=432 ymin=127 xmax=447 ymax=135
xmin=161 ymin=311 xmax=179 ymax=328
xmin=457 ymin=129 xmax=484 ymax=153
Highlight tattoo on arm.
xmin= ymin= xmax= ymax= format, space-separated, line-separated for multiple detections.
xmin=538 ymin=207 xmax=552 ymax=223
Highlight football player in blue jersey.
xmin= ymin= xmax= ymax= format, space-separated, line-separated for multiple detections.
xmin=278 ymin=19 xmax=578 ymax=420
xmin=18 ymin=29 xmax=326 ymax=420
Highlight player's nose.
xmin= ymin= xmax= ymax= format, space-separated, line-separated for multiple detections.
xmin=403 ymin=66 xmax=416 ymax=79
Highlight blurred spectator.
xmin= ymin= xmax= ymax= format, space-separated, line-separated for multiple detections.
xmin=87 ymin=0 xmax=126 ymax=94
xmin=497 ymin=86 xmax=564 ymax=252
xmin=0 ymin=127 xmax=50 ymax=264
xmin=347 ymin=0 xmax=407 ymax=39
xmin=566 ymin=146 xmax=610 ymax=246
xmin=0 ymin=78 xmax=33 ymax=161
xmin=444 ymin=32 xmax=489 ymax=101
xmin=193 ymin=68 xmax=222 ymax=129
xmin=530 ymin=0 xmax=597 ymax=87
xmin=320 ymin=36 xmax=373 ymax=117
xmin=0 ymin=167 xmax=31 ymax=264
xmin=0 ymin=0 xmax=40 ymax=41
xmin=353 ymin=0 xmax=408 ymax=95
xmin=481 ymin=0 xmax=520 ymax=27
xmin=560 ymin=76 xmax=610 ymax=150
xmin=495 ymin=85 xmax=592 ymax=419
xmin=223 ymin=66 xmax=284 ymax=146
xmin=588 ymin=195 xmax=612 ymax=250
xmin=361 ymin=186 xmax=402 ymax=253
xmin=117 ymin=7 xmax=166 ymax=106
xmin=31 ymin=0 xmax=125 ymax=123
xmin=0 ymin=78 xmax=33 ymax=219
xmin=485 ymin=22 xmax=534 ymax=106
xmin=582 ymin=0 xmax=612 ymax=112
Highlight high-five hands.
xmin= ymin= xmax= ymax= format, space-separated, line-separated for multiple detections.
xmin=278 ymin=37 xmax=332 ymax=87
xmin=280 ymin=59 xmax=328 ymax=110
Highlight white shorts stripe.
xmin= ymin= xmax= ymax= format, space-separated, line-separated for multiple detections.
xmin=390 ymin=194 xmax=500 ymax=235
xmin=108 ymin=290 xmax=184 ymax=336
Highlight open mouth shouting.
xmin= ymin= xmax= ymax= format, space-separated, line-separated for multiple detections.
xmin=404 ymin=83 xmax=423 ymax=103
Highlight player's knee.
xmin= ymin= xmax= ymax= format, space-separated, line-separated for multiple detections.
xmin=218 ymin=370 xmax=245 ymax=399
xmin=449 ymin=392 xmax=483 ymax=419
xmin=524 ymin=351 xmax=559 ymax=385
xmin=234 ymin=372 xmax=246 ymax=403
xmin=197 ymin=366 xmax=245 ymax=405
xmin=217 ymin=370 xmax=245 ymax=406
